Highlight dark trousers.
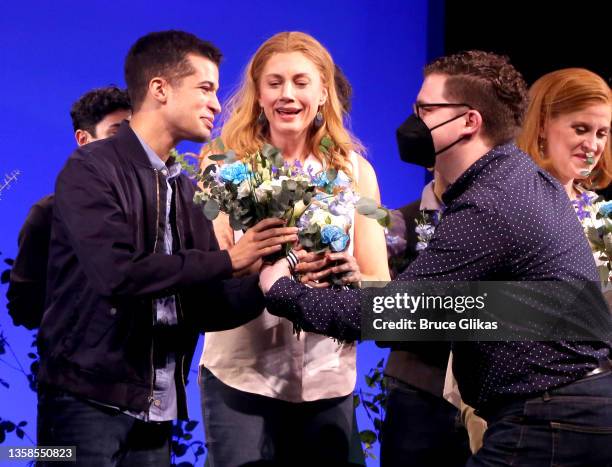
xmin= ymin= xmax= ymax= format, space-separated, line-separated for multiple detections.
xmin=381 ymin=377 xmax=471 ymax=467
xmin=37 ymin=385 xmax=171 ymax=467
xmin=200 ymin=367 xmax=353 ymax=466
xmin=468 ymin=371 xmax=612 ymax=466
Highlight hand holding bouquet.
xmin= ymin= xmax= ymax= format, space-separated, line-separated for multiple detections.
xmin=174 ymin=137 xmax=388 ymax=281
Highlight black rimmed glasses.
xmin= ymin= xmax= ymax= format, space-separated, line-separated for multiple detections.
xmin=413 ymin=102 xmax=473 ymax=119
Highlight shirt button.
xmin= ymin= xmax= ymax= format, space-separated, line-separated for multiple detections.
xmin=161 ymin=169 xmax=168 ymax=176
xmin=153 ymin=399 xmax=162 ymax=407
xmin=109 ymin=307 xmax=117 ymax=316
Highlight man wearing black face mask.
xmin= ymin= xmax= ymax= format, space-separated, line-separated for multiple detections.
xmin=259 ymin=50 xmax=612 ymax=467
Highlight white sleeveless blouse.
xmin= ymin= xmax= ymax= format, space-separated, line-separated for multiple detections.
xmin=199 ymin=153 xmax=359 ymax=402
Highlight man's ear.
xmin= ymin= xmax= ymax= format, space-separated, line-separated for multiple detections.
xmin=75 ymin=129 xmax=94 ymax=146
xmin=149 ymin=77 xmax=169 ymax=104
xmin=463 ymin=109 xmax=482 ymax=137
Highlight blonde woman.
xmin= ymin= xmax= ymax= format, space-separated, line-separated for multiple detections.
xmin=199 ymin=32 xmax=390 ymax=466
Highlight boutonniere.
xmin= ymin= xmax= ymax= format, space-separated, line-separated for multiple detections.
xmin=415 ymin=209 xmax=441 ymax=251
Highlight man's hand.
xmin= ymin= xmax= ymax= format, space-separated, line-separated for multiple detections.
xmin=259 ymin=257 xmax=292 ymax=294
xmin=228 ymin=218 xmax=298 ymax=271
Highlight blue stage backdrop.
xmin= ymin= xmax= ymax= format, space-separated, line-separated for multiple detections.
xmin=0 ymin=1 xmax=438 ymax=465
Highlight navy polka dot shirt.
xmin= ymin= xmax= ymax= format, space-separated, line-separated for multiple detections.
xmin=266 ymin=143 xmax=612 ymax=410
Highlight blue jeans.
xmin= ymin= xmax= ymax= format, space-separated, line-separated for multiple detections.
xmin=37 ymin=385 xmax=171 ymax=467
xmin=468 ymin=371 xmax=612 ymax=466
xmin=200 ymin=367 xmax=353 ymax=466
xmin=381 ymin=377 xmax=470 ymax=467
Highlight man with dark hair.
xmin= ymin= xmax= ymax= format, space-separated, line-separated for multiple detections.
xmin=70 ymin=85 xmax=131 ymax=145
xmin=124 ymin=29 xmax=222 ymax=111
xmin=260 ymin=51 xmax=612 ymax=466
xmin=36 ymin=30 xmax=297 ymax=466
xmin=7 ymin=86 xmax=131 ymax=330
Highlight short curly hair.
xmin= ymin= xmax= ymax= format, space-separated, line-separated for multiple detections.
xmin=70 ymin=86 xmax=131 ymax=135
xmin=425 ymin=50 xmax=528 ymax=145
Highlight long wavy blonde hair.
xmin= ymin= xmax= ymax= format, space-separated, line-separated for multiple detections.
xmin=517 ymin=68 xmax=612 ymax=189
xmin=217 ymin=31 xmax=363 ymax=174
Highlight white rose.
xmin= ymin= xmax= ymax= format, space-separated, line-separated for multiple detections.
xmin=310 ymin=208 xmax=350 ymax=230
xmin=255 ymin=180 xmax=274 ymax=200
xmin=237 ymin=180 xmax=251 ymax=199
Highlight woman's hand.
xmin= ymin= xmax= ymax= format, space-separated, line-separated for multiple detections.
xmin=296 ymin=251 xmax=361 ymax=287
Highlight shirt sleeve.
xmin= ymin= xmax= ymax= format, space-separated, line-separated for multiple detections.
xmin=397 ymin=200 xmax=510 ymax=281
xmin=266 ymin=277 xmax=362 ymax=341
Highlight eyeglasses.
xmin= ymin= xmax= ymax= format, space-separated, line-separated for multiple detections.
xmin=413 ymin=102 xmax=472 ymax=119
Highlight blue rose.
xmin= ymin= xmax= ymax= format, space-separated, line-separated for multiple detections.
xmin=312 ymin=172 xmax=329 ymax=187
xmin=599 ymin=201 xmax=612 ymax=217
xmin=321 ymin=225 xmax=350 ymax=252
xmin=219 ymin=162 xmax=250 ymax=184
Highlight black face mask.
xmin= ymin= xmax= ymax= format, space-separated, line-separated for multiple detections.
xmin=396 ymin=112 xmax=468 ymax=168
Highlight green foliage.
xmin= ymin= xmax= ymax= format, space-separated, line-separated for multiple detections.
xmin=355 ymin=357 xmax=388 ymax=460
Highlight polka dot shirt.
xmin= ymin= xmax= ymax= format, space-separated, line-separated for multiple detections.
xmin=266 ymin=143 xmax=612 ymax=411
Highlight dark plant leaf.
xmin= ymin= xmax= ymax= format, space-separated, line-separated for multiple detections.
xmin=185 ymin=420 xmax=198 ymax=432
xmin=208 ymin=154 xmax=227 ymax=162
xmin=172 ymin=443 xmax=188 ymax=457
xmin=0 ymin=269 xmax=10 ymax=284
xmin=359 ymin=429 xmax=377 ymax=444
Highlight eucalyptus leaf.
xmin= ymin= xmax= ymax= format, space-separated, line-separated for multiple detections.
xmin=271 ymin=153 xmax=284 ymax=169
xmin=261 ymin=143 xmax=276 ymax=158
xmin=284 ymin=179 xmax=298 ymax=191
xmin=320 ymin=135 xmax=334 ymax=153
xmin=603 ymin=232 xmax=612 ymax=253
xmin=208 ymin=154 xmax=227 ymax=162
xmin=229 ymin=214 xmax=245 ymax=231
xmin=587 ymin=227 xmax=604 ymax=246
xmin=377 ymin=209 xmax=392 ymax=228
xmin=598 ymin=264 xmax=610 ymax=283
xmin=203 ymin=199 xmax=220 ymax=220
xmin=225 ymin=150 xmax=237 ymax=163
xmin=211 ymin=137 xmax=225 ymax=152
xmin=356 ymin=197 xmax=378 ymax=215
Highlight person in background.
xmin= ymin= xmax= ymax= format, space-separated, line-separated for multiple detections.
xmin=517 ymin=67 xmax=611 ymax=274
xmin=7 ymin=86 xmax=131 ymax=330
xmin=381 ymin=169 xmax=474 ymax=467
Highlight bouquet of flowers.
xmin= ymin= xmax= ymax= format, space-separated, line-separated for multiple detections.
xmin=174 ymin=137 xmax=388 ymax=275
xmin=574 ymin=192 xmax=612 ymax=282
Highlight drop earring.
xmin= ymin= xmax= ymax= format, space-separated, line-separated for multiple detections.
xmin=313 ymin=108 xmax=324 ymax=129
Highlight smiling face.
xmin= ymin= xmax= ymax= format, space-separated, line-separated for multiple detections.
xmin=542 ymin=103 xmax=611 ymax=184
xmin=257 ymin=52 xmax=328 ymax=145
xmin=164 ymin=54 xmax=221 ymax=143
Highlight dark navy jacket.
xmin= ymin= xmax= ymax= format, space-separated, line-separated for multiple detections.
xmin=38 ymin=122 xmax=264 ymax=418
